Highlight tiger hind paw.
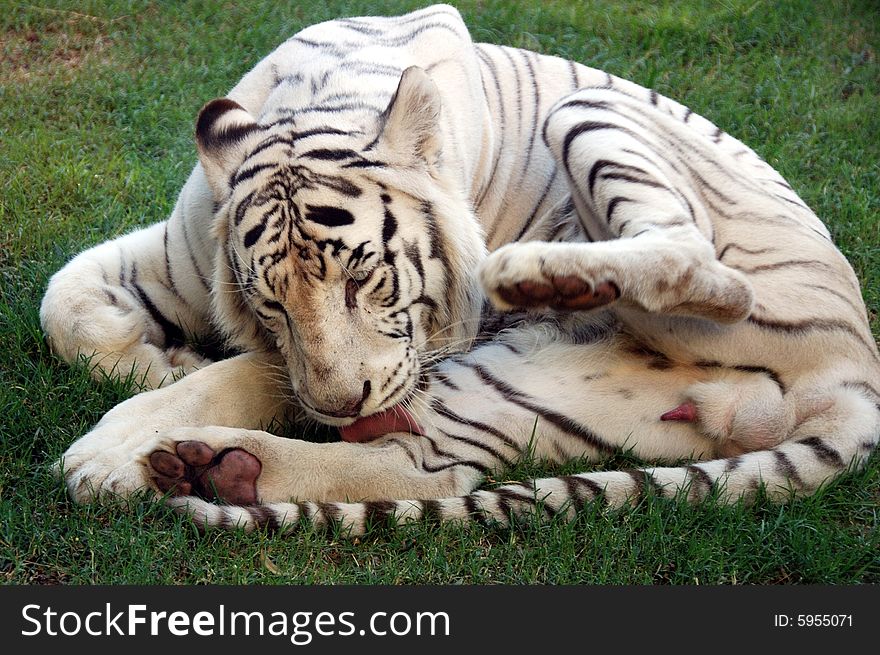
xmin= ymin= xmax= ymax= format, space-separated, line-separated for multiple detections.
xmin=479 ymin=242 xmax=620 ymax=312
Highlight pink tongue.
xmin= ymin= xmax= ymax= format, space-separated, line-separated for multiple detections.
xmin=339 ymin=406 xmax=422 ymax=443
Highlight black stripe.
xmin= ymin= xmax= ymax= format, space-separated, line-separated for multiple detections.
xmin=796 ymin=436 xmax=845 ymax=468
xmin=588 ymin=160 xmax=652 ymax=197
xmin=339 ymin=61 xmax=402 ymax=77
xmin=519 ymin=49 xmax=541 ymax=183
xmin=562 ymin=476 xmax=586 ymax=510
xmin=384 ymin=437 xmax=419 ymax=468
xmin=735 ymin=258 xmax=836 ymax=275
xmin=243 ymin=222 xmax=266 ymax=248
xmin=363 ymin=501 xmax=397 ymax=526
xmin=532 ymin=486 xmax=558 ymax=519
xmin=551 ymin=97 xmax=613 ymax=115
xmin=626 ymin=469 xmax=663 ymax=500
xmin=568 ymin=95 xmax=743 ymax=206
xmin=626 ymin=469 xmax=645 ymax=499
xmin=161 ymin=224 xmax=181 ymax=300
xmin=341 ymin=159 xmax=385 ymax=169
xmin=493 ymin=488 xmax=518 ymax=522
xmin=435 ymin=428 xmax=514 ymax=468
xmin=498 ymin=341 xmax=524 ymax=356
xmin=334 ymin=6 xmax=460 ymax=33
xmin=473 ymin=47 xmax=505 ymax=210
xmin=314 ymin=174 xmax=362 ymax=198
xmin=563 ymin=475 xmax=606 ymax=507
xmin=232 ymin=163 xmax=275 ymax=186
xmin=382 ymin=207 xmax=397 ymax=243
xmin=561 ymin=121 xmax=633 ymax=171
xmin=732 ymin=365 xmax=785 ymax=393
xmin=245 ymin=506 xmax=280 ymax=531
xmin=431 ymin=399 xmax=520 ymax=451
xmin=422 ymin=455 xmax=490 ymax=475
xmin=499 ymin=46 xmax=524 ymax=140
xmin=420 ymin=435 xmax=491 ymax=476
xmin=313 ymin=503 xmax=330 ymax=527
xmin=804 ymin=283 xmax=872 ymax=321
xmin=513 ymin=169 xmax=558 ymax=242
xmin=300 ymin=148 xmax=361 ymax=161
xmin=606 ymin=196 xmax=632 ymax=223
xmin=178 ymin=211 xmax=211 ymax=293
xmin=304 ymin=205 xmax=355 ymax=227
xmin=772 ymin=450 xmax=804 ymax=488
xmin=298 ymin=20 xmax=457 ymax=73
xmin=599 ymin=171 xmax=668 ymax=190
xmin=463 ymin=495 xmax=490 ymax=526
xmin=299 ymin=101 xmax=385 ymax=115
xmin=842 ymin=380 xmax=880 ymax=403
xmin=696 ymin=360 xmax=786 ymax=394
xmin=421 ymin=200 xmax=446 ymax=262
xmin=747 ymin=316 xmax=878 ymax=362
xmin=686 ymin=465 xmax=717 ymax=497
xmin=233 ymin=190 xmax=257 ymax=226
xmin=433 ymin=374 xmax=461 ymax=392
xmin=317 ymin=502 xmax=342 ymax=525
xmin=217 ymin=508 xmax=232 ymax=530
xmin=469 ymin=364 xmax=617 ymax=455
xmin=130 ymin=282 xmax=186 ymax=349
xmin=567 ymin=59 xmax=579 ymax=89
xmin=717 ymin=243 xmax=775 ymax=260
xmin=421 ymin=499 xmax=443 ymax=523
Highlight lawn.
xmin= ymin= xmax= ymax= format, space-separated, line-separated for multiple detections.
xmin=1 ymin=0 xmax=878 ymax=585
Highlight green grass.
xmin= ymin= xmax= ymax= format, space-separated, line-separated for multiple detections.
xmin=2 ymin=0 xmax=879 ymax=585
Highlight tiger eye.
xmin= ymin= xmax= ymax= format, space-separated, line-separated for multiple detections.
xmin=345 ymin=277 xmax=359 ymax=309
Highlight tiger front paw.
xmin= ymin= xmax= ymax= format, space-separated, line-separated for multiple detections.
xmin=57 ymin=425 xmax=158 ymax=502
xmin=57 ymin=424 xmax=264 ymax=505
xmin=148 ymin=439 xmax=262 ymax=505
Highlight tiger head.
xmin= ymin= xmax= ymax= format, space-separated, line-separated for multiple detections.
xmin=195 ymin=67 xmax=486 ymax=426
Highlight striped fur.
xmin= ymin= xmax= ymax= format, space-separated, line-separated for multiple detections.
xmin=42 ymin=5 xmax=879 ymax=534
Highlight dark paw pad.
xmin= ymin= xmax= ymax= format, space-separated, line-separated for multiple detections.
xmin=497 ymin=275 xmax=619 ymax=311
xmin=150 ymin=440 xmax=261 ymax=505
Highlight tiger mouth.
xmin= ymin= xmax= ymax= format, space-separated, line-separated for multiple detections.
xmin=338 ymin=405 xmax=424 ymax=443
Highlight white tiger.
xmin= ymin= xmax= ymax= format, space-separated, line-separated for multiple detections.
xmin=40 ymin=5 xmax=880 ymax=534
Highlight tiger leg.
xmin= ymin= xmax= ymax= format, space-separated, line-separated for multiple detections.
xmin=478 ymin=83 xmax=877 ymax=454
xmin=480 ymin=85 xmax=755 ymax=324
xmin=59 ymin=351 xmax=290 ymax=502
xmin=40 ymin=168 xmax=217 ymax=389
xmin=660 ymin=369 xmax=796 ymax=456
xmin=471 ymin=382 xmax=880 ymax=526
xmin=141 ymin=425 xmax=489 ymax=505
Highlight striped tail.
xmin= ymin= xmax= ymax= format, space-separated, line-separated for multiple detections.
xmin=165 ymin=415 xmax=879 ymax=536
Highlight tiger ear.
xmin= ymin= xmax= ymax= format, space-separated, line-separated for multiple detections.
xmin=195 ymin=98 xmax=262 ymax=199
xmin=371 ymin=66 xmax=442 ymax=169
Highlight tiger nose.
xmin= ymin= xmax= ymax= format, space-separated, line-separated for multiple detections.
xmin=318 ymin=380 xmax=372 ymax=418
